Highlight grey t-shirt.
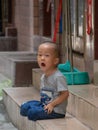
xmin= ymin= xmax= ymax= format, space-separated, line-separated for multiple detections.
xmin=40 ymin=69 xmax=68 ymax=115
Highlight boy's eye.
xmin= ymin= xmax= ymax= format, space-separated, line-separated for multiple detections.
xmin=45 ymin=54 xmax=50 ymax=57
xmin=37 ymin=54 xmax=50 ymax=57
xmin=38 ymin=54 xmax=42 ymax=57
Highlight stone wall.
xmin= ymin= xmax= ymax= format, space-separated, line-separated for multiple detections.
xmin=14 ymin=0 xmax=34 ymax=51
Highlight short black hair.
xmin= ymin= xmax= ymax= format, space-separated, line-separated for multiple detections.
xmin=40 ymin=41 xmax=60 ymax=58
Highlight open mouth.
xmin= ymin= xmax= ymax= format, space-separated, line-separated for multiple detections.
xmin=41 ymin=63 xmax=46 ymax=67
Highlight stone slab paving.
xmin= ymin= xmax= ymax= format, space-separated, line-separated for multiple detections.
xmin=0 ymin=99 xmax=18 ymax=130
xmin=0 ymin=74 xmax=12 ymax=97
xmin=0 ymin=73 xmax=18 ymax=130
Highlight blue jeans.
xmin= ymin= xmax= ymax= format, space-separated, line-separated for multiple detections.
xmin=20 ymin=100 xmax=65 ymax=121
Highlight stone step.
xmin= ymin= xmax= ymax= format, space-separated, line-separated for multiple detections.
xmin=2 ymin=87 xmax=90 ymax=130
xmin=67 ymin=85 xmax=98 ymax=130
xmin=0 ymin=52 xmax=39 ymax=87
xmin=32 ymin=68 xmax=98 ymax=130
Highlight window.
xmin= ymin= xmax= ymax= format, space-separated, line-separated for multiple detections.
xmin=70 ymin=0 xmax=75 ymax=34
xmin=69 ymin=0 xmax=85 ymax=37
xmin=77 ymin=0 xmax=85 ymax=36
xmin=66 ymin=0 xmax=85 ymax=54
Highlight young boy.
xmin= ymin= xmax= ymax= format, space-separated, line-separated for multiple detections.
xmin=20 ymin=42 xmax=69 ymax=121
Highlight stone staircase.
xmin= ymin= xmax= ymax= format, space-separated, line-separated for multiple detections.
xmin=2 ymin=68 xmax=98 ymax=130
xmin=3 ymin=87 xmax=90 ymax=130
xmin=33 ymin=69 xmax=98 ymax=130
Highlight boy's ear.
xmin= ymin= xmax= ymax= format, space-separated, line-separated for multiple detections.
xmin=55 ymin=58 xmax=59 ymax=65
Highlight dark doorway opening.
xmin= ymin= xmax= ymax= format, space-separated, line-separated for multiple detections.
xmin=0 ymin=0 xmax=13 ymax=36
xmin=43 ymin=0 xmax=51 ymax=37
xmin=0 ymin=1 xmax=2 ymax=35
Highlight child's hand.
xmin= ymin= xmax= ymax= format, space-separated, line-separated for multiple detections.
xmin=44 ymin=103 xmax=54 ymax=114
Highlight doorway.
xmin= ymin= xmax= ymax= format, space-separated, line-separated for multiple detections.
xmin=0 ymin=0 xmax=2 ymax=35
xmin=0 ymin=0 xmax=13 ymax=36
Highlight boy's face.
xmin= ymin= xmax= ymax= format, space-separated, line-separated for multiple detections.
xmin=37 ymin=44 xmax=59 ymax=75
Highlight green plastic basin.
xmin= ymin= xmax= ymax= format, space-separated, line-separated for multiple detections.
xmin=62 ymin=72 xmax=90 ymax=85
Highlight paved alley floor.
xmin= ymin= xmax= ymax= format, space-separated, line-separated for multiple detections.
xmin=0 ymin=99 xmax=18 ymax=130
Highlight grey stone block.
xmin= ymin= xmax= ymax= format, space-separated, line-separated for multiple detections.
xmin=0 ymin=52 xmax=39 ymax=87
